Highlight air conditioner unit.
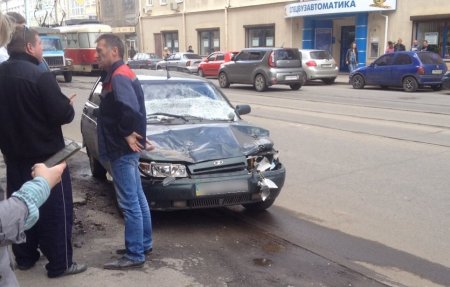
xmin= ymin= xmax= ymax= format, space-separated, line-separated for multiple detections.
xmin=169 ymin=2 xmax=178 ymax=11
xmin=143 ymin=6 xmax=152 ymax=14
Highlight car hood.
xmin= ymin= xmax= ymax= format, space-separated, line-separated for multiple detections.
xmin=141 ymin=122 xmax=273 ymax=163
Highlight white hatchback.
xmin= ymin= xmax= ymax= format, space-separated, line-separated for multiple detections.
xmin=299 ymin=49 xmax=339 ymax=84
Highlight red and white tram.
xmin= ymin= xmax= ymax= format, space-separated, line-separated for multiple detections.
xmin=56 ymin=24 xmax=112 ymax=73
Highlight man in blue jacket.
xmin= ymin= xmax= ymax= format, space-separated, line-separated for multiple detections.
xmin=0 ymin=25 xmax=86 ymax=278
xmin=95 ymin=33 xmax=153 ymax=270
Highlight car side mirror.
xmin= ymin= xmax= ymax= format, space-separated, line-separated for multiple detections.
xmin=235 ymin=104 xmax=251 ymax=116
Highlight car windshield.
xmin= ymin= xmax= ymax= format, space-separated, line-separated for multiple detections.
xmin=418 ymin=52 xmax=444 ymax=65
xmin=41 ymin=38 xmax=63 ymax=51
xmin=141 ymin=81 xmax=236 ymax=121
xmin=310 ymin=50 xmax=331 ymax=60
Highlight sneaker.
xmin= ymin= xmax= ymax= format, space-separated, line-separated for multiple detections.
xmin=50 ymin=262 xmax=87 ymax=278
xmin=103 ymin=256 xmax=145 ymax=270
xmin=116 ymin=248 xmax=152 ymax=255
xmin=15 ymin=263 xmax=35 ymax=271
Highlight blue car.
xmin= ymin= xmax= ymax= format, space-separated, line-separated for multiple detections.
xmin=350 ymin=51 xmax=447 ymax=92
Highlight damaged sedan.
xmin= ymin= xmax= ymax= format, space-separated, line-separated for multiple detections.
xmin=81 ymin=70 xmax=286 ymax=210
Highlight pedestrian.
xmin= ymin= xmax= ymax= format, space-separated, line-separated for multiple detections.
xmin=187 ymin=45 xmax=194 ymax=53
xmin=394 ymin=38 xmax=405 ymax=51
xmin=95 ymin=34 xmax=153 ymax=270
xmin=385 ymin=41 xmax=395 ymax=53
xmin=345 ymin=42 xmax=358 ymax=73
xmin=0 ymin=25 xmax=86 ymax=278
xmin=0 ymin=162 xmax=67 ymax=287
xmin=411 ymin=39 xmax=419 ymax=51
xmin=0 ymin=12 xmax=26 ymax=64
xmin=421 ymin=39 xmax=431 ymax=51
xmin=163 ymin=46 xmax=171 ymax=59
xmin=129 ymin=46 xmax=137 ymax=59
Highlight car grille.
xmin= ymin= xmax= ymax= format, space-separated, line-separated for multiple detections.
xmin=44 ymin=56 xmax=64 ymax=67
xmin=190 ymin=194 xmax=252 ymax=208
xmin=191 ymin=162 xmax=246 ymax=174
xmin=188 ymin=157 xmax=247 ymax=175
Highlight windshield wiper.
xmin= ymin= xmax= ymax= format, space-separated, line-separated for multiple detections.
xmin=147 ymin=113 xmax=187 ymax=122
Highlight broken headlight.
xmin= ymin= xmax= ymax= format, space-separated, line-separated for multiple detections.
xmin=139 ymin=162 xmax=187 ymax=178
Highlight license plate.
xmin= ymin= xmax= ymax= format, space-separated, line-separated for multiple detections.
xmin=196 ymin=180 xmax=248 ymax=196
xmin=321 ymin=64 xmax=332 ymax=68
xmin=432 ymin=69 xmax=442 ymax=75
xmin=285 ymin=75 xmax=299 ymax=80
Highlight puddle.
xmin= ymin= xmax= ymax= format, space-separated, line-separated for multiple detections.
xmin=262 ymin=242 xmax=285 ymax=253
xmin=253 ymin=258 xmax=273 ymax=267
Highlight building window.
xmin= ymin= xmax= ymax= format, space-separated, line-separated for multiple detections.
xmin=163 ymin=32 xmax=179 ymax=53
xmin=147 ymin=0 xmax=153 ymax=5
xmin=160 ymin=0 xmax=167 ymax=5
xmin=198 ymin=29 xmax=220 ymax=56
xmin=245 ymin=25 xmax=275 ymax=48
xmin=413 ymin=20 xmax=450 ymax=59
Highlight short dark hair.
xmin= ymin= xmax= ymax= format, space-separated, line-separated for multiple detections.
xmin=7 ymin=26 xmax=38 ymax=55
xmin=6 ymin=12 xmax=26 ymax=25
xmin=96 ymin=33 xmax=124 ymax=58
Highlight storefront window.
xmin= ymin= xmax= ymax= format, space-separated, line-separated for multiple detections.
xmin=199 ymin=30 xmax=220 ymax=56
xmin=246 ymin=25 xmax=275 ymax=48
xmin=163 ymin=32 xmax=179 ymax=53
xmin=413 ymin=20 xmax=450 ymax=59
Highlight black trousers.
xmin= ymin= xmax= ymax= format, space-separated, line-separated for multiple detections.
xmin=6 ymin=159 xmax=73 ymax=278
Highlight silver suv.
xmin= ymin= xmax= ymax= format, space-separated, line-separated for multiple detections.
xmin=218 ymin=48 xmax=306 ymax=92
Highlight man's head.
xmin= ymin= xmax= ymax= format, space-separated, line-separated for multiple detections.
xmin=7 ymin=26 xmax=42 ymax=61
xmin=423 ymin=40 xmax=429 ymax=47
xmin=95 ymin=34 xmax=124 ymax=70
xmin=413 ymin=39 xmax=418 ymax=45
xmin=397 ymin=38 xmax=402 ymax=44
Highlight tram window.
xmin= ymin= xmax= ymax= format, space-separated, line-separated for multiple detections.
xmin=79 ymin=33 xmax=89 ymax=48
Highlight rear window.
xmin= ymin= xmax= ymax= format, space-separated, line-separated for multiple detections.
xmin=274 ymin=49 xmax=299 ymax=61
xmin=418 ymin=52 xmax=444 ymax=65
xmin=310 ymin=50 xmax=331 ymax=60
xmin=184 ymin=54 xmax=202 ymax=59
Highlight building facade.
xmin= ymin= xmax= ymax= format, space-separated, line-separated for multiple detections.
xmin=138 ymin=0 xmax=450 ymax=70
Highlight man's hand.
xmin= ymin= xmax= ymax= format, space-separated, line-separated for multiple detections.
xmin=145 ymin=138 xmax=155 ymax=151
xmin=31 ymin=162 xmax=66 ymax=190
xmin=125 ymin=132 xmax=144 ymax=152
xmin=69 ymin=94 xmax=76 ymax=105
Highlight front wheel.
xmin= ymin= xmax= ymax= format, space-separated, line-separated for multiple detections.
xmin=403 ymin=76 xmax=418 ymax=92
xmin=87 ymin=149 xmax=107 ymax=180
xmin=254 ymin=74 xmax=267 ymax=92
xmin=242 ymin=198 xmax=276 ymax=211
xmin=289 ymin=83 xmax=301 ymax=90
xmin=351 ymin=74 xmax=365 ymax=89
xmin=63 ymin=71 xmax=72 ymax=83
xmin=218 ymin=72 xmax=230 ymax=88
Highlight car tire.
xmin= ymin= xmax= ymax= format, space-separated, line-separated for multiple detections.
xmin=63 ymin=72 xmax=72 ymax=83
xmin=198 ymin=69 xmax=204 ymax=77
xmin=322 ymin=78 xmax=336 ymax=85
xmin=218 ymin=72 xmax=230 ymax=88
xmin=351 ymin=74 xmax=365 ymax=89
xmin=87 ymin=148 xmax=107 ymax=180
xmin=156 ymin=65 xmax=162 ymax=70
xmin=431 ymin=84 xmax=442 ymax=91
xmin=403 ymin=76 xmax=418 ymax=92
xmin=289 ymin=83 xmax=301 ymax=90
xmin=242 ymin=198 xmax=276 ymax=211
xmin=254 ymin=74 xmax=267 ymax=92
xmin=380 ymin=85 xmax=389 ymax=89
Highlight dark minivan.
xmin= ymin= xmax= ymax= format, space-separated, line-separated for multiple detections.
xmin=218 ymin=48 xmax=306 ymax=92
xmin=350 ymin=51 xmax=447 ymax=92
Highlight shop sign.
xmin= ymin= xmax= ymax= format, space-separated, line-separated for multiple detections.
xmin=424 ymin=32 xmax=438 ymax=45
xmin=285 ymin=0 xmax=397 ymax=18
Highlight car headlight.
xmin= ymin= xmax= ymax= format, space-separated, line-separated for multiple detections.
xmin=139 ymin=162 xmax=187 ymax=178
xmin=66 ymin=58 xmax=73 ymax=66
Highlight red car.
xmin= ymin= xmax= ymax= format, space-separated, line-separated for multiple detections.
xmin=198 ymin=51 xmax=238 ymax=78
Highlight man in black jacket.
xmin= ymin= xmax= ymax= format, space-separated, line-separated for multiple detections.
xmin=0 ymin=26 xmax=86 ymax=278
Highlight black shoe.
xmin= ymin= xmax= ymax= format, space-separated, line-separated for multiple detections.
xmin=116 ymin=248 xmax=152 ymax=255
xmin=104 ymin=256 xmax=145 ymax=270
xmin=16 ymin=263 xmax=35 ymax=271
xmin=49 ymin=262 xmax=87 ymax=278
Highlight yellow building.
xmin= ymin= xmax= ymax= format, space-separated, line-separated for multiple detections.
xmin=138 ymin=0 xmax=450 ymax=70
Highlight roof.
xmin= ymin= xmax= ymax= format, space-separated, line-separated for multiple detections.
xmin=134 ymin=70 xmax=209 ymax=83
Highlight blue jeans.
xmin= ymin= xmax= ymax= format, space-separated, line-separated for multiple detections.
xmin=110 ymin=153 xmax=152 ymax=262
xmin=348 ymin=62 xmax=357 ymax=73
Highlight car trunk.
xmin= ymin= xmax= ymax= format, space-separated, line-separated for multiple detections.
xmin=418 ymin=52 xmax=447 ymax=77
xmin=274 ymin=49 xmax=301 ymax=68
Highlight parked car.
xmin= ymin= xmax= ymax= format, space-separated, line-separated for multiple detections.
xmin=127 ymin=52 xmax=162 ymax=70
xmin=218 ymin=47 xmax=306 ymax=92
xmin=442 ymin=71 xmax=450 ymax=90
xmin=155 ymin=52 xmax=203 ymax=74
xmin=198 ymin=51 xmax=238 ymax=78
xmin=299 ymin=49 xmax=338 ymax=84
xmin=350 ymin=51 xmax=447 ymax=92
xmin=81 ymin=70 xmax=286 ymax=211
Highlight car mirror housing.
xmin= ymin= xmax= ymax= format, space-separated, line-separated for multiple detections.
xmin=235 ymin=104 xmax=251 ymax=115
